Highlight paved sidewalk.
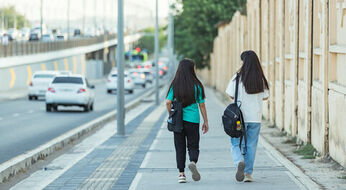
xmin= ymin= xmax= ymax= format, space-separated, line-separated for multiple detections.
xmin=127 ymin=88 xmax=305 ymax=190
xmin=9 ymin=87 xmax=309 ymax=190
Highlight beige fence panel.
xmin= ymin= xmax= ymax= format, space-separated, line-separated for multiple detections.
xmin=328 ymin=0 xmax=346 ymax=166
xmin=199 ymin=0 xmax=346 ymax=166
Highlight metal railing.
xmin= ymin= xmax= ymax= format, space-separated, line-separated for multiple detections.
xmin=0 ymin=34 xmax=116 ymax=57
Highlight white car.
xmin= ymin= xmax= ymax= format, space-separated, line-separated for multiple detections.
xmin=107 ymin=72 xmax=134 ymax=94
xmin=28 ymin=71 xmax=57 ymax=100
xmin=45 ymin=75 xmax=95 ymax=112
xmin=129 ymin=69 xmax=146 ymax=88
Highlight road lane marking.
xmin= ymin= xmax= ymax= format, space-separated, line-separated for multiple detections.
xmin=26 ymin=66 xmax=32 ymax=85
xmin=9 ymin=68 xmax=16 ymax=88
xmin=13 ymin=113 xmax=19 ymax=117
xmin=41 ymin=64 xmax=46 ymax=71
xmin=28 ymin=110 xmax=34 ymax=114
xmin=73 ymin=56 xmax=77 ymax=74
xmin=64 ymin=58 xmax=69 ymax=71
xmin=53 ymin=61 xmax=59 ymax=71
xmin=81 ymin=56 xmax=86 ymax=76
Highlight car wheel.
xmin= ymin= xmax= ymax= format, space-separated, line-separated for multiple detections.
xmin=142 ymin=84 xmax=146 ymax=88
xmin=34 ymin=96 xmax=38 ymax=100
xmin=129 ymin=90 xmax=134 ymax=94
xmin=107 ymin=89 xmax=112 ymax=94
xmin=90 ymin=103 xmax=94 ymax=111
xmin=53 ymin=105 xmax=58 ymax=112
xmin=83 ymin=104 xmax=89 ymax=112
xmin=46 ymin=104 xmax=52 ymax=112
xmin=28 ymin=96 xmax=33 ymax=100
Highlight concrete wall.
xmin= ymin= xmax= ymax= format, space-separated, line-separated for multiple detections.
xmin=199 ymin=0 xmax=346 ymax=167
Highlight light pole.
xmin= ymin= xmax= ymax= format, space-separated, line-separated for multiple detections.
xmin=82 ymin=0 xmax=85 ymax=35
xmin=154 ymin=0 xmax=159 ymax=105
xmin=40 ymin=0 xmax=43 ymax=36
xmin=67 ymin=0 xmax=70 ymax=40
xmin=168 ymin=3 xmax=175 ymax=78
xmin=116 ymin=0 xmax=125 ymax=136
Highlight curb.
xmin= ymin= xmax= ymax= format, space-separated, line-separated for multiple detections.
xmin=259 ymin=137 xmax=322 ymax=190
xmin=209 ymin=87 xmax=322 ymax=190
xmin=0 ymin=87 xmax=157 ymax=184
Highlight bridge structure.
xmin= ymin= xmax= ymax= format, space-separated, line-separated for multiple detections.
xmin=0 ymin=34 xmax=141 ymax=92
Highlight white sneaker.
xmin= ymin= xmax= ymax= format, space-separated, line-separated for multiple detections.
xmin=178 ymin=174 xmax=187 ymax=183
xmin=188 ymin=162 xmax=201 ymax=181
xmin=244 ymin=174 xmax=253 ymax=182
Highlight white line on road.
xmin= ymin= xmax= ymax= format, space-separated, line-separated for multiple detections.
xmin=13 ymin=113 xmax=19 ymax=117
xmin=28 ymin=110 xmax=34 ymax=114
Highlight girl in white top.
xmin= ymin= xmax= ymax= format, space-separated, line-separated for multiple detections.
xmin=225 ymin=50 xmax=269 ymax=182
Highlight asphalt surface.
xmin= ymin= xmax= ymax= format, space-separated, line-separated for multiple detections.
xmin=0 ymin=82 xmax=153 ymax=164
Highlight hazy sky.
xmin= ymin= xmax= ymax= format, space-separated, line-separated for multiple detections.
xmin=1 ymin=0 xmax=173 ymax=24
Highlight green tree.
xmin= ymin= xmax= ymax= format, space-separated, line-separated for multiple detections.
xmin=174 ymin=0 xmax=246 ymax=69
xmin=136 ymin=27 xmax=167 ymax=55
xmin=1 ymin=6 xmax=30 ymax=29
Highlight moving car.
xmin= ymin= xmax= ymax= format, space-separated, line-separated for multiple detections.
xmin=45 ymin=75 xmax=95 ymax=112
xmin=141 ymin=69 xmax=153 ymax=83
xmin=28 ymin=71 xmax=57 ymax=100
xmin=29 ymin=32 xmax=40 ymax=41
xmin=128 ymin=69 xmax=146 ymax=88
xmin=41 ymin=34 xmax=54 ymax=42
xmin=106 ymin=71 xmax=134 ymax=94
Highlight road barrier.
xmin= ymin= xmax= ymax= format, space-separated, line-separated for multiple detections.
xmin=0 ymin=35 xmax=116 ymax=58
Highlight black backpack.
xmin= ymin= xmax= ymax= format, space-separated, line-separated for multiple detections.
xmin=222 ymin=73 xmax=247 ymax=154
xmin=167 ymin=100 xmax=183 ymax=133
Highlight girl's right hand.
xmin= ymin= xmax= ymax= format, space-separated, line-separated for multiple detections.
xmin=202 ymin=122 xmax=209 ymax=134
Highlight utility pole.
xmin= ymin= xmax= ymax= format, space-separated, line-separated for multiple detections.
xmin=168 ymin=3 xmax=174 ymax=78
xmin=67 ymin=0 xmax=70 ymax=40
xmin=1 ymin=2 xmax=4 ymax=30
xmin=116 ymin=0 xmax=125 ymax=136
xmin=154 ymin=0 xmax=159 ymax=105
xmin=82 ymin=0 xmax=85 ymax=35
xmin=40 ymin=0 xmax=43 ymax=36
xmin=94 ymin=0 xmax=97 ymax=35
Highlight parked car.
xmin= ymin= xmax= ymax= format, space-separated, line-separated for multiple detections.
xmin=45 ymin=75 xmax=95 ymax=112
xmin=107 ymin=71 xmax=134 ymax=94
xmin=28 ymin=71 xmax=57 ymax=100
xmin=128 ymin=69 xmax=146 ymax=88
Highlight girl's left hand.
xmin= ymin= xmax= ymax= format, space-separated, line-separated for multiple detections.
xmin=202 ymin=122 xmax=209 ymax=134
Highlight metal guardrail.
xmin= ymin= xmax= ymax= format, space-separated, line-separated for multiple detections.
xmin=0 ymin=34 xmax=116 ymax=57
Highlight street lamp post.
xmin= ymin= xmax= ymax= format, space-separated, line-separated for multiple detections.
xmin=154 ymin=0 xmax=159 ymax=105
xmin=117 ymin=0 xmax=125 ymax=135
xmin=67 ymin=0 xmax=70 ymax=40
xmin=168 ymin=3 xmax=175 ymax=78
xmin=40 ymin=0 xmax=43 ymax=36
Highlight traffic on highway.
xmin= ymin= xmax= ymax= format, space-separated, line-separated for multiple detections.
xmin=0 ymin=59 xmax=169 ymax=165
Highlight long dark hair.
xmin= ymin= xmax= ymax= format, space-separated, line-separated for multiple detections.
xmin=239 ymin=50 xmax=269 ymax=94
xmin=167 ymin=58 xmax=205 ymax=107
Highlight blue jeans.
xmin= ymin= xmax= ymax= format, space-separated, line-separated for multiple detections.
xmin=230 ymin=122 xmax=261 ymax=175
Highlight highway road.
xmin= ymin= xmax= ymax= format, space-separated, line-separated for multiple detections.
xmin=0 ymin=82 xmax=153 ymax=164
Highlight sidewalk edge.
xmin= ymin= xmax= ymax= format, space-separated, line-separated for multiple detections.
xmin=0 ymin=87 xmax=156 ymax=184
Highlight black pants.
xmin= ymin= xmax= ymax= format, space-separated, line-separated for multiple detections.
xmin=174 ymin=121 xmax=200 ymax=172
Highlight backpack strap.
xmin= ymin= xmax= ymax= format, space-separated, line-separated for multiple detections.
xmin=239 ymin=110 xmax=247 ymax=155
xmin=234 ymin=73 xmax=240 ymax=103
